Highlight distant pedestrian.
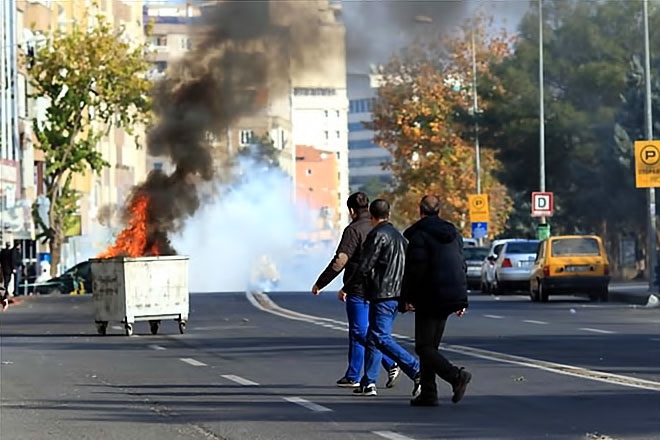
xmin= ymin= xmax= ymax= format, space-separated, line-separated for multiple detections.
xmin=312 ymin=192 xmax=402 ymax=389
xmin=0 ymin=242 xmax=13 ymax=294
xmin=340 ymin=199 xmax=420 ymax=397
xmin=401 ymin=195 xmax=472 ymax=407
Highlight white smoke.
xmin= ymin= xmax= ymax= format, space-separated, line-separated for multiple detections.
xmin=171 ymin=159 xmax=343 ymax=293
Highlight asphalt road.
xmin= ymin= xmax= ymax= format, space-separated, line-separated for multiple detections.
xmin=1 ymin=289 xmax=659 ymax=440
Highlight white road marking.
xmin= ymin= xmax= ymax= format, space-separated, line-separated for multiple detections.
xmin=373 ymin=432 xmax=416 ymax=440
xmin=180 ymin=358 xmax=207 ymax=367
xmin=283 ymin=396 xmax=332 ymax=412
xmin=246 ymin=291 xmax=660 ymax=392
xmin=483 ymin=314 xmax=504 ymax=319
xmin=149 ymin=344 xmax=166 ymax=351
xmin=222 ymin=374 xmax=259 ymax=386
xmin=111 ymin=326 xmax=122 ymax=330
xmin=523 ymin=319 xmax=548 ymax=325
xmin=579 ymin=327 xmax=616 ymax=335
xmin=651 ymin=338 xmax=660 ymax=342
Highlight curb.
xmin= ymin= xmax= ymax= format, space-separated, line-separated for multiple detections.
xmin=608 ymin=291 xmax=660 ymax=307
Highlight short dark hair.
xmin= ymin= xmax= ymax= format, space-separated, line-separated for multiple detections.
xmin=420 ymin=195 xmax=440 ymax=216
xmin=347 ymin=192 xmax=369 ymax=212
xmin=369 ymin=199 xmax=390 ymax=220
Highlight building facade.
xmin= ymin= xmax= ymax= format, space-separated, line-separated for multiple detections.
xmin=295 ymin=144 xmax=339 ymax=243
xmin=347 ymin=71 xmax=392 ymax=192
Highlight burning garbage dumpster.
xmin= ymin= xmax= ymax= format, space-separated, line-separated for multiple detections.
xmin=91 ymin=256 xmax=189 ymax=336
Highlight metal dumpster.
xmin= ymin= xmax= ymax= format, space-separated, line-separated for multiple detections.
xmin=90 ymin=256 xmax=189 ymax=336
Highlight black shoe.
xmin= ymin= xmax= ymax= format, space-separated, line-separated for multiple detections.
xmin=385 ymin=364 xmax=402 ymax=388
xmin=410 ymin=394 xmax=439 ymax=407
xmin=412 ymin=372 xmax=421 ymax=397
xmin=336 ymin=377 xmax=360 ymax=388
xmin=451 ymin=368 xmax=472 ymax=404
xmin=353 ymin=383 xmax=377 ymax=396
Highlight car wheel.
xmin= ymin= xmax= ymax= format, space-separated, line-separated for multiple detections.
xmin=530 ymin=280 xmax=539 ymax=302
xmin=538 ymin=281 xmax=549 ymax=303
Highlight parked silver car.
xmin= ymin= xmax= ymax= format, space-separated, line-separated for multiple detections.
xmin=489 ymin=239 xmax=540 ymax=294
xmin=463 ymin=246 xmax=489 ymax=290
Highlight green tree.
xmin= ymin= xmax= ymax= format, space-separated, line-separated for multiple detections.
xmin=359 ymin=176 xmax=391 ymax=201
xmin=481 ymin=0 xmax=660 ymax=263
xmin=24 ymin=13 xmax=151 ymax=275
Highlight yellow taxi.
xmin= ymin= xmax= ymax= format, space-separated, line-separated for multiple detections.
xmin=529 ymin=235 xmax=610 ymax=303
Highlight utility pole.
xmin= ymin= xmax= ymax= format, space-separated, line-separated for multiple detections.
xmin=643 ymin=0 xmax=657 ymax=293
xmin=471 ymin=26 xmax=481 ymax=196
xmin=538 ymin=0 xmax=548 ymax=239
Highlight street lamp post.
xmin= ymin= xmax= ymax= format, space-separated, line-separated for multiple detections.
xmin=471 ymin=26 xmax=482 ymax=196
xmin=538 ymin=0 xmax=547 ymax=230
xmin=642 ymin=0 xmax=657 ymax=293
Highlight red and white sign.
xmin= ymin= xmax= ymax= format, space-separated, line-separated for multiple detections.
xmin=531 ymin=192 xmax=554 ymax=217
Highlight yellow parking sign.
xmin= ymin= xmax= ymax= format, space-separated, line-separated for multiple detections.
xmin=635 ymin=141 xmax=660 ymax=188
xmin=468 ymin=194 xmax=489 ymax=223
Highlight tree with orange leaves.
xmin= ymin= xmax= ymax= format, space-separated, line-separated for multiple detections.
xmin=366 ymin=14 xmax=514 ymax=238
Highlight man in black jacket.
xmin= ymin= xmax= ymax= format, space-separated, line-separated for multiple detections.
xmin=312 ymin=192 xmax=401 ymax=389
xmin=401 ymin=195 xmax=472 ymax=407
xmin=340 ymin=199 xmax=420 ymax=397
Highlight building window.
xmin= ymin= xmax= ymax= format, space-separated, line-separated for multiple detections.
xmin=324 ymin=110 xmax=328 ymax=117
xmin=306 ymin=169 xmax=312 ymax=176
xmin=336 ymin=110 xmax=340 ymax=117
xmin=324 ymin=131 xmax=329 ymax=140
xmin=148 ymin=35 xmax=168 ymax=47
xmin=239 ymin=129 xmax=254 ymax=146
xmin=348 ymin=139 xmax=384 ymax=150
xmin=336 ymin=130 xmax=340 ymax=139
xmin=348 ymin=122 xmax=368 ymax=132
xmin=349 ymin=98 xmax=375 ymax=114
xmin=293 ymin=87 xmax=337 ymax=96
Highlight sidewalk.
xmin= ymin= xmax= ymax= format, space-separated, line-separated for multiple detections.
xmin=608 ymin=282 xmax=660 ymax=307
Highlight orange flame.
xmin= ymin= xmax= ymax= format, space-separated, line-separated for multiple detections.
xmin=98 ymin=194 xmax=159 ymax=258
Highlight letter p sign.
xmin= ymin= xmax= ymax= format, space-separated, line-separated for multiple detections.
xmin=641 ymin=145 xmax=660 ymax=166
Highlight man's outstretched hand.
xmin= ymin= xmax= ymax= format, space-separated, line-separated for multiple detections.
xmin=311 ymin=285 xmax=320 ymax=295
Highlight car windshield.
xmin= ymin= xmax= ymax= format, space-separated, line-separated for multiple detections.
xmin=551 ymin=238 xmax=601 ymax=257
xmin=506 ymin=242 xmax=539 ymax=254
xmin=464 ymin=247 xmax=489 ymax=261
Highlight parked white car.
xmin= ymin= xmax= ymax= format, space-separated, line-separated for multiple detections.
xmin=480 ymin=239 xmax=539 ymax=294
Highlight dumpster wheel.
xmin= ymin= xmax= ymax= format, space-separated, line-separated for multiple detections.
xmin=124 ymin=323 xmax=133 ymax=336
xmin=178 ymin=320 xmax=186 ymax=334
xmin=149 ymin=320 xmax=161 ymax=335
xmin=96 ymin=321 xmax=108 ymax=336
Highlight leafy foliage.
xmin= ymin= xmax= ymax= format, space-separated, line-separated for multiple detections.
xmin=368 ymin=14 xmax=514 ymax=236
xmin=23 ymin=12 xmax=151 ymax=274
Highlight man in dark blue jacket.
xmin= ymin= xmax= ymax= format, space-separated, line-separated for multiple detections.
xmin=401 ymin=195 xmax=472 ymax=407
xmin=312 ymin=192 xmax=401 ymax=389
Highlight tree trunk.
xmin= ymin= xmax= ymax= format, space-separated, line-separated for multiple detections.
xmin=49 ymin=236 xmax=63 ymax=277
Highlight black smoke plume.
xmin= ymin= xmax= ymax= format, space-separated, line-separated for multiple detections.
xmin=118 ymin=0 xmax=334 ymax=255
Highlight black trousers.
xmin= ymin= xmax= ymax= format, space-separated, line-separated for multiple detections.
xmin=414 ymin=312 xmax=460 ymax=398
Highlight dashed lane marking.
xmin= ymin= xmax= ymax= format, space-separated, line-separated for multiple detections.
xmin=149 ymin=344 xmax=166 ymax=350
xmin=180 ymin=358 xmax=207 ymax=367
xmin=373 ymin=431 xmax=416 ymax=440
xmin=523 ymin=319 xmax=548 ymax=325
xmin=222 ymin=374 xmax=259 ymax=386
xmin=283 ymin=396 xmax=333 ymax=412
xmin=246 ymin=291 xmax=660 ymax=392
xmin=579 ymin=327 xmax=616 ymax=335
xmin=483 ymin=314 xmax=504 ymax=319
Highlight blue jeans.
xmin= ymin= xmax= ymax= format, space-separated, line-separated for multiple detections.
xmin=361 ymin=299 xmax=420 ymax=386
xmin=345 ymin=295 xmax=395 ymax=381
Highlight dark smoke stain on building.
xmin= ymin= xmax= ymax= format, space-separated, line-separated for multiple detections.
xmin=115 ymin=0 xmax=332 ymax=256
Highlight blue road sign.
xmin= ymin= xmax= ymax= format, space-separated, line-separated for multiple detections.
xmin=471 ymin=222 xmax=488 ymax=239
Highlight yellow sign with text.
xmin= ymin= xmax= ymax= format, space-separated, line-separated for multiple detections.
xmin=635 ymin=140 xmax=660 ymax=188
xmin=468 ymin=194 xmax=490 ymax=223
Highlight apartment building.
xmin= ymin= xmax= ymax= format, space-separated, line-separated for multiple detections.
xmin=347 ymin=71 xmax=392 ymax=192
xmin=295 ymin=144 xmax=339 ymax=243
xmin=288 ymin=0 xmax=349 ymax=228
xmin=15 ymin=0 xmax=149 ymax=268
